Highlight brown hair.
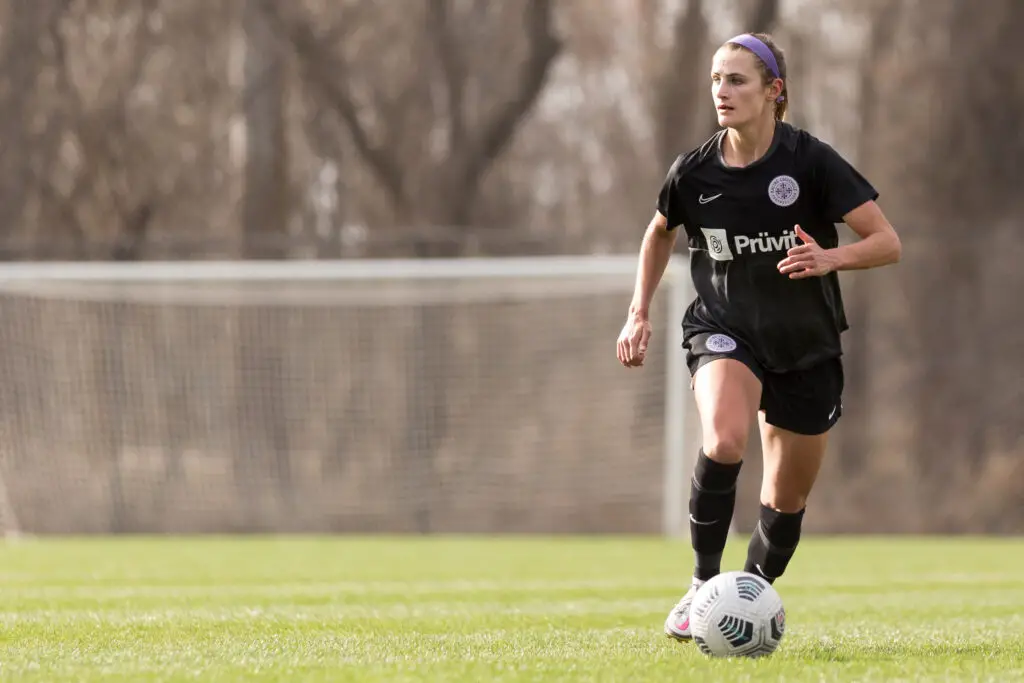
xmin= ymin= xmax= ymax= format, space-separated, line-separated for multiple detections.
xmin=725 ymin=32 xmax=788 ymax=121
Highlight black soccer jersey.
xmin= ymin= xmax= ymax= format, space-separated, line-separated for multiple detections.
xmin=657 ymin=121 xmax=879 ymax=373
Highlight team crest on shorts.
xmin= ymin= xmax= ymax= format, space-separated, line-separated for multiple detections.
xmin=706 ymin=334 xmax=737 ymax=353
xmin=768 ymin=175 xmax=800 ymax=207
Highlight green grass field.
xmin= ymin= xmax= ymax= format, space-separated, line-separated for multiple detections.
xmin=1 ymin=536 xmax=1022 ymax=682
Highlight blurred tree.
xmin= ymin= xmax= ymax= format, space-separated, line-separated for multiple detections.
xmin=837 ymin=0 xmax=902 ymax=477
xmin=264 ymin=0 xmax=561 ymax=245
xmin=235 ymin=0 xmax=293 ymax=525
xmin=743 ymin=0 xmax=780 ymax=33
xmin=0 ymin=1 xmax=66 ymax=256
xmin=903 ymin=0 xmax=1024 ymax=525
xmin=850 ymin=0 xmax=1024 ymax=530
xmin=243 ymin=0 xmax=289 ymax=259
xmin=643 ymin=0 xmax=711 ymax=171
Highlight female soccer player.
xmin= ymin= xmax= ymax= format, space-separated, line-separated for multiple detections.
xmin=614 ymin=32 xmax=902 ymax=641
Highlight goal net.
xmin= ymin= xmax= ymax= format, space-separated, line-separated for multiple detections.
xmin=0 ymin=256 xmax=696 ymax=537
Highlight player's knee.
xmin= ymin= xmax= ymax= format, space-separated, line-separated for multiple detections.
xmin=760 ymin=493 xmax=807 ymax=515
xmin=703 ymin=431 xmax=747 ymax=465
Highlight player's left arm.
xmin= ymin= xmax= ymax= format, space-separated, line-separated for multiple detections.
xmin=779 ymin=139 xmax=902 ymax=278
xmin=828 ymin=200 xmax=902 ymax=271
xmin=777 ymin=203 xmax=901 ymax=278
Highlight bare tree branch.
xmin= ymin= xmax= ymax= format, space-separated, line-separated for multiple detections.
xmin=294 ymin=43 xmax=401 ymax=210
xmin=242 ymin=0 xmax=289 ymax=258
xmin=427 ymin=0 xmax=466 ymax=151
xmin=32 ymin=1 xmax=163 ymax=259
xmin=653 ymin=0 xmax=708 ymax=171
xmin=266 ymin=5 xmax=407 ymax=213
xmin=0 ymin=1 xmax=72 ymax=245
xmin=269 ymin=0 xmax=559 ymax=226
xmin=457 ymin=0 xmax=561 ymax=206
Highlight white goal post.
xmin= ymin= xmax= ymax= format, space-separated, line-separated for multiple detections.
xmin=0 ymin=256 xmax=697 ymax=537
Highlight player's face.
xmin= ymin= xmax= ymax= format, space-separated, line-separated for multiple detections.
xmin=711 ymin=48 xmax=772 ymax=128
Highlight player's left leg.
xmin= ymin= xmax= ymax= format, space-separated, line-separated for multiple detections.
xmin=743 ymin=357 xmax=843 ymax=584
xmin=743 ymin=416 xmax=827 ymax=583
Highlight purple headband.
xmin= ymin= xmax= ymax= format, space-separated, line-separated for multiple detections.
xmin=726 ymin=34 xmax=784 ymax=102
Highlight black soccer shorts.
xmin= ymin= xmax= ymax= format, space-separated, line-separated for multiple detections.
xmin=683 ymin=331 xmax=844 ymax=436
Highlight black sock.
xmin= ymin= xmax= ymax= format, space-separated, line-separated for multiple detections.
xmin=744 ymin=504 xmax=805 ymax=584
xmin=690 ymin=449 xmax=742 ymax=581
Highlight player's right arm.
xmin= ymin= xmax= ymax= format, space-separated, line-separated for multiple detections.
xmin=617 ymin=211 xmax=678 ymax=368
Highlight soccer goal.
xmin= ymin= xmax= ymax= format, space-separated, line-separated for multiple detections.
xmin=0 ymin=256 xmax=697 ymax=537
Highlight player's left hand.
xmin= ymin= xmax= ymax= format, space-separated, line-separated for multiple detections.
xmin=776 ymin=225 xmax=838 ymax=279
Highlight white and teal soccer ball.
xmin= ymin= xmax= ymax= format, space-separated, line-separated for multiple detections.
xmin=689 ymin=570 xmax=786 ymax=658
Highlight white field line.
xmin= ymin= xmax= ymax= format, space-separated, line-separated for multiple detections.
xmin=0 ymin=578 xmax=678 ymax=599
xmin=0 ymin=627 xmax=677 ymax=672
xmin=0 ymin=572 xmax=1019 ymax=600
xmin=0 ymin=597 xmax=671 ymax=624
xmin=3 ymin=589 xmax=1024 ymax=626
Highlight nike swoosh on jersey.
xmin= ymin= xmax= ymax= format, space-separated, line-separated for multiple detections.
xmin=698 ymin=193 xmax=723 ymax=204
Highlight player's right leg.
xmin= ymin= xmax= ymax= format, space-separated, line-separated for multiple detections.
xmin=665 ymin=333 xmax=762 ymax=640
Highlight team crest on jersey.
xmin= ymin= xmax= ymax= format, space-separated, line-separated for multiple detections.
xmin=767 ymin=175 xmax=800 ymax=207
xmin=705 ymin=334 xmax=737 ymax=353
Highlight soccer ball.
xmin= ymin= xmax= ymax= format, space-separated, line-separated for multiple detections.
xmin=689 ymin=570 xmax=786 ymax=658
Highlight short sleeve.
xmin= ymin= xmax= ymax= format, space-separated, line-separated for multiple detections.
xmin=656 ymin=155 xmax=689 ymax=231
xmin=812 ymin=141 xmax=879 ymax=223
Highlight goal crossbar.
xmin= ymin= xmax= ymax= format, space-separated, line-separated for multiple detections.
xmin=0 ymin=257 xmax=677 ymax=282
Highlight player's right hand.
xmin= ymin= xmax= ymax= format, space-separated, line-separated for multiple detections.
xmin=617 ymin=314 xmax=652 ymax=368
